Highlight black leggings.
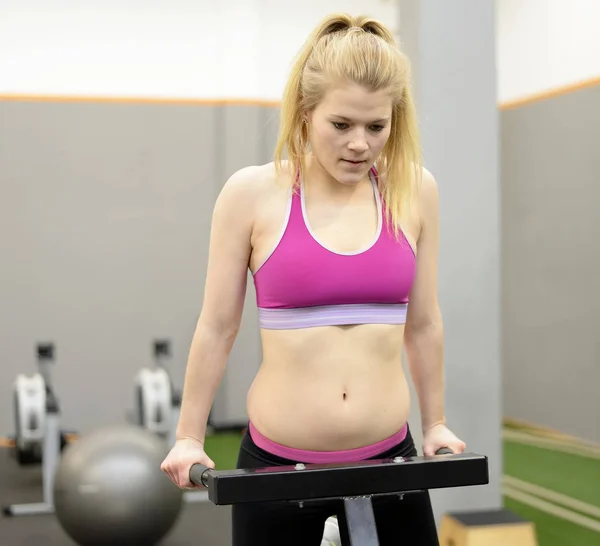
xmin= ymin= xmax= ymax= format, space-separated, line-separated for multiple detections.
xmin=231 ymin=426 xmax=440 ymax=545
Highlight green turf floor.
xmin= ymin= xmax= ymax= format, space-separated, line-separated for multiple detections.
xmin=504 ymin=440 xmax=600 ymax=507
xmin=203 ymin=430 xmax=600 ymax=545
xmin=203 ymin=431 xmax=244 ymax=470
xmin=504 ymin=439 xmax=600 ymax=546
xmin=504 ymin=497 xmax=600 ymax=546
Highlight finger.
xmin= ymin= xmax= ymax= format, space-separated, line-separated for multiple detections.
xmin=178 ymin=470 xmax=194 ymax=489
xmin=163 ymin=468 xmax=177 ymax=485
xmin=450 ymin=442 xmax=466 ymax=453
xmin=198 ymin=456 xmax=214 ymax=468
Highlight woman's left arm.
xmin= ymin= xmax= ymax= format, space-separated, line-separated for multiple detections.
xmin=404 ymin=168 xmax=466 ymax=455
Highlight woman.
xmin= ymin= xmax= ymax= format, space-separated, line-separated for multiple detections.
xmin=161 ymin=12 xmax=466 ymax=546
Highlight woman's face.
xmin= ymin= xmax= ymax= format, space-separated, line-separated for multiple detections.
xmin=307 ymin=81 xmax=393 ymax=186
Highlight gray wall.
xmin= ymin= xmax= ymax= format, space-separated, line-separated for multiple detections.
xmin=501 ymin=84 xmax=600 ymax=443
xmin=399 ymin=0 xmax=503 ymax=517
xmin=0 ymin=100 xmax=277 ymax=436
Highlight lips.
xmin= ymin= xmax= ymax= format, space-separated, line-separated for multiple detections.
xmin=342 ymin=159 xmax=366 ymax=164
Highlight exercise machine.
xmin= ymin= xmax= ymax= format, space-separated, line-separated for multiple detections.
xmin=3 ymin=343 xmax=65 ymax=517
xmin=133 ymin=339 xmax=181 ymax=447
xmin=133 ymin=340 xmax=207 ymax=504
xmin=190 ymin=448 xmax=489 ymax=545
xmin=132 ymin=338 xmax=216 ymax=441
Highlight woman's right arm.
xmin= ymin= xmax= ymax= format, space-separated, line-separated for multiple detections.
xmin=174 ymin=166 xmax=259 ymax=446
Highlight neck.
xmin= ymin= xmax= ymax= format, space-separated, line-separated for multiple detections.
xmin=303 ymin=153 xmax=370 ymax=198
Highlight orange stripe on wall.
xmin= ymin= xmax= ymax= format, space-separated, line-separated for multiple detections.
xmin=0 ymin=75 xmax=599 ymax=109
xmin=499 ymin=75 xmax=600 ymax=110
xmin=0 ymin=433 xmax=78 ymax=448
xmin=0 ymin=94 xmax=281 ymax=107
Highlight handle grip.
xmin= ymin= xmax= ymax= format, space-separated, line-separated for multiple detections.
xmin=190 ymin=463 xmax=213 ymax=487
xmin=435 ymin=447 xmax=453 ymax=455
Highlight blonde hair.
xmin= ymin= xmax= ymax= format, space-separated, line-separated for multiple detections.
xmin=273 ymin=13 xmax=422 ymax=234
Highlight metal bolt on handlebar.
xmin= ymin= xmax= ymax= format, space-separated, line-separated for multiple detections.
xmin=295 ymin=463 xmax=306 ymax=507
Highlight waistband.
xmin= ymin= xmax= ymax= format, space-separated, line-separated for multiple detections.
xmin=248 ymin=421 xmax=409 ymax=464
xmin=257 ymin=303 xmax=408 ymax=330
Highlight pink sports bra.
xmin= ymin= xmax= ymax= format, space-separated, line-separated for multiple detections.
xmin=251 ymin=168 xmax=416 ymax=329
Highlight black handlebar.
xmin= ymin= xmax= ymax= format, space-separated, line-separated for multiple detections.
xmin=189 ymin=447 xmax=455 ymax=487
xmin=190 ymin=462 xmax=211 ymax=487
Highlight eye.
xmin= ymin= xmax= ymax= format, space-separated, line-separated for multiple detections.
xmin=370 ymin=125 xmax=386 ymax=132
xmin=332 ymin=122 xmax=348 ymax=130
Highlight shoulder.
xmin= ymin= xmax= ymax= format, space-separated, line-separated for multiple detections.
xmin=215 ymin=162 xmax=285 ymax=209
xmin=213 ymin=162 xmax=291 ymax=226
xmin=219 ymin=161 xmax=289 ymax=197
xmin=415 ymin=166 xmax=439 ymax=228
xmin=417 ymin=166 xmax=438 ymax=202
xmin=217 ymin=164 xmax=264 ymax=199
xmin=372 ymin=160 xmax=438 ymax=209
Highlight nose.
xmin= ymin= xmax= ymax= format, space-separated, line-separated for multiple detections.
xmin=347 ymin=129 xmax=368 ymax=153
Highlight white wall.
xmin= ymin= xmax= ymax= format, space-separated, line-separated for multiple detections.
xmin=0 ymin=0 xmax=397 ymax=101
xmin=3 ymin=2 xmax=600 ymax=107
xmin=496 ymin=0 xmax=600 ymax=104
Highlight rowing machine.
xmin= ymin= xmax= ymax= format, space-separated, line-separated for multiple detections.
xmin=3 ymin=343 xmax=65 ymax=517
xmin=133 ymin=339 xmax=181 ymax=447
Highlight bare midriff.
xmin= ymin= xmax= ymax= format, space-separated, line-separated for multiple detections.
xmin=246 ymin=322 xmax=411 ymax=451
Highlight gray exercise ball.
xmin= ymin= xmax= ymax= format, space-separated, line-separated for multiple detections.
xmin=53 ymin=424 xmax=184 ymax=546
